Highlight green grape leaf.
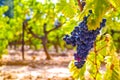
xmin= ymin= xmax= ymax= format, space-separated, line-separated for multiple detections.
xmin=7 ymin=31 xmax=14 ymax=40
xmin=86 ymin=0 xmax=111 ymax=30
xmin=56 ymin=0 xmax=77 ymax=18
xmin=104 ymin=55 xmax=120 ymax=80
xmin=108 ymin=0 xmax=120 ymax=11
xmin=79 ymin=0 xmax=111 ymax=30
xmin=68 ymin=60 xmax=86 ymax=80
xmin=103 ymin=34 xmax=120 ymax=80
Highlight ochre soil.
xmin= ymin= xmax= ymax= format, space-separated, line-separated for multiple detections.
xmin=0 ymin=49 xmax=74 ymax=80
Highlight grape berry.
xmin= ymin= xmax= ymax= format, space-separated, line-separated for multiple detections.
xmin=63 ymin=10 xmax=106 ymax=68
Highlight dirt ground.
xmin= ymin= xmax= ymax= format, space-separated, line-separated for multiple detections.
xmin=0 ymin=49 xmax=74 ymax=80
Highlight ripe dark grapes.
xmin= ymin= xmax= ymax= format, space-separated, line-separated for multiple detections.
xmin=63 ymin=10 xmax=106 ymax=68
xmin=81 ymin=1 xmax=86 ymax=8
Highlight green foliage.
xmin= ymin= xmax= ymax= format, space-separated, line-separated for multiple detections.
xmin=69 ymin=34 xmax=120 ymax=80
xmin=81 ymin=0 xmax=110 ymax=30
xmin=0 ymin=2 xmax=120 ymax=80
xmin=69 ymin=60 xmax=86 ymax=80
xmin=0 ymin=40 xmax=8 ymax=58
xmin=56 ymin=1 xmax=120 ymax=79
xmin=108 ymin=0 xmax=120 ymax=11
xmin=0 ymin=0 xmax=73 ymax=56
xmin=56 ymin=0 xmax=78 ymax=18
xmin=0 ymin=6 xmax=10 ymax=57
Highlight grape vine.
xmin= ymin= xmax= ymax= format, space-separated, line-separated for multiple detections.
xmin=63 ymin=10 xmax=106 ymax=68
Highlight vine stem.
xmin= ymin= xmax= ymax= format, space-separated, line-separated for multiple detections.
xmin=77 ymin=0 xmax=83 ymax=11
xmin=87 ymin=36 xmax=108 ymax=80
xmin=93 ymin=41 xmax=99 ymax=80
xmin=87 ymin=45 xmax=107 ymax=66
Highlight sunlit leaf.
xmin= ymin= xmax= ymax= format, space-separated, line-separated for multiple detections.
xmin=68 ymin=60 xmax=86 ymax=80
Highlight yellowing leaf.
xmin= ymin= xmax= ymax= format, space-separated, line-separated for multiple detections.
xmin=108 ymin=0 xmax=120 ymax=11
xmin=68 ymin=60 xmax=86 ymax=80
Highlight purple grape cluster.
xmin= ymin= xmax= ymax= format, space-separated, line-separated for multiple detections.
xmin=63 ymin=10 xmax=106 ymax=68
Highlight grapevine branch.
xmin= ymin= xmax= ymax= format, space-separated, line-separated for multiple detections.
xmin=111 ymin=30 xmax=120 ymax=33
xmin=28 ymin=21 xmax=66 ymax=39
xmin=47 ymin=26 xmax=61 ymax=34
xmin=77 ymin=0 xmax=83 ymax=11
xmin=27 ymin=21 xmax=65 ymax=59
xmin=46 ymin=22 xmax=66 ymax=34
xmin=21 ymin=21 xmax=27 ymax=60
xmin=43 ymin=23 xmax=47 ymax=33
xmin=94 ymin=42 xmax=99 ymax=80
xmin=28 ymin=28 xmax=43 ymax=39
